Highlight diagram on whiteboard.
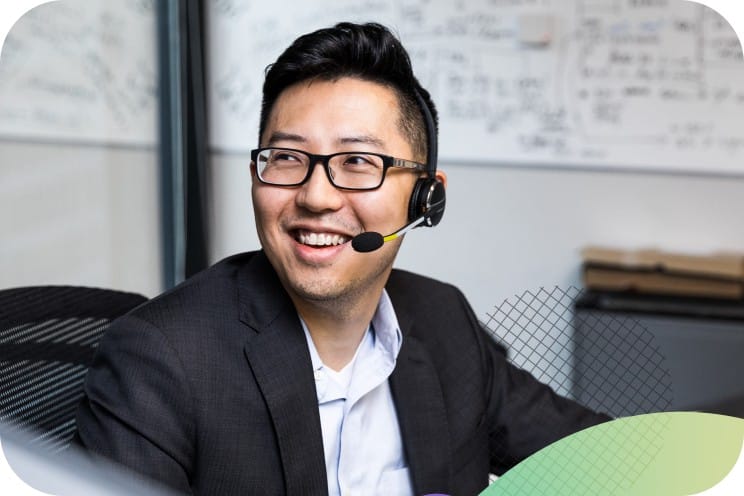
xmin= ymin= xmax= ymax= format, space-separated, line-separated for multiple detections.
xmin=207 ymin=0 xmax=744 ymax=174
xmin=0 ymin=0 xmax=157 ymax=147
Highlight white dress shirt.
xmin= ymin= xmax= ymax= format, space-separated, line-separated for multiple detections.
xmin=301 ymin=290 xmax=413 ymax=496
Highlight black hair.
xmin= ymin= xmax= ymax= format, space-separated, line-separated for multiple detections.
xmin=259 ymin=22 xmax=438 ymax=166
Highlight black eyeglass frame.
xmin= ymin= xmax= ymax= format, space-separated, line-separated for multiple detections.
xmin=250 ymin=147 xmax=428 ymax=191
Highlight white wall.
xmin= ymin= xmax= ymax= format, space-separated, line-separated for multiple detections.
xmin=0 ymin=141 xmax=162 ymax=297
xmin=0 ymin=1 xmax=161 ymax=297
xmin=208 ymin=154 xmax=744 ymax=320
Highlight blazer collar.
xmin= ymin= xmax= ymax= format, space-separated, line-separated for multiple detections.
xmin=237 ymin=250 xmax=293 ymax=331
xmin=239 ymin=251 xmax=328 ymax=495
xmin=388 ymin=279 xmax=453 ymax=495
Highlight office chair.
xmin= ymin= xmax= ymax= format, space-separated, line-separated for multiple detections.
xmin=0 ymin=285 xmax=148 ymax=452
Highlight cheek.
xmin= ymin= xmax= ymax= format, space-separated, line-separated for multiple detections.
xmin=391 ymin=179 xmax=416 ymax=217
xmin=357 ymin=186 xmax=413 ymax=227
xmin=252 ymin=187 xmax=285 ymax=234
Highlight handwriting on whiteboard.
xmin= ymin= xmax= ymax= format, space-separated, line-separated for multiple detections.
xmin=208 ymin=0 xmax=744 ymax=174
xmin=0 ymin=0 xmax=157 ymax=146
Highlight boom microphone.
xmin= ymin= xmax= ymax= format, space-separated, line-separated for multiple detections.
xmin=351 ymin=215 xmax=428 ymax=253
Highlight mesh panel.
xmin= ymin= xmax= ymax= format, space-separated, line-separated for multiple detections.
xmin=481 ymin=286 xmax=673 ymax=476
xmin=0 ymin=286 xmax=147 ymax=452
xmin=482 ymin=286 xmax=672 ymax=416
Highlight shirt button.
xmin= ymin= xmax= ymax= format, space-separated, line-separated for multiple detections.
xmin=314 ymin=370 xmax=322 ymax=381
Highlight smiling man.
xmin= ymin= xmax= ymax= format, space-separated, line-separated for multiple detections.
xmin=75 ymin=22 xmax=609 ymax=496
xmin=252 ymin=76 xmax=442 ymax=372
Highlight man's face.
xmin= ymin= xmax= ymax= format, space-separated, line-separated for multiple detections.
xmin=251 ymin=77 xmax=420 ymax=306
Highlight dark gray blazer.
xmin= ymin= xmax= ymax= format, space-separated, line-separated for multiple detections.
xmin=75 ymin=251 xmax=608 ymax=495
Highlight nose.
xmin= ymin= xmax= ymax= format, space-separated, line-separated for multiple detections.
xmin=295 ymin=161 xmax=344 ymax=213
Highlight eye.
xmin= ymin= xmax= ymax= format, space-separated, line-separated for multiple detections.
xmin=341 ymin=154 xmax=380 ymax=169
xmin=270 ymin=150 xmax=303 ymax=163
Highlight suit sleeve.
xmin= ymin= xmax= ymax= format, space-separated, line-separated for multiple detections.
xmin=74 ymin=315 xmax=195 ymax=493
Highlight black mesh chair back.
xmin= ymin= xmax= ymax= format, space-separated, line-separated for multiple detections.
xmin=0 ymin=285 xmax=147 ymax=452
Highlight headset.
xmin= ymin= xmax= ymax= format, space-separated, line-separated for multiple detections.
xmin=351 ymin=87 xmax=446 ymax=253
xmin=408 ymin=89 xmax=446 ymax=227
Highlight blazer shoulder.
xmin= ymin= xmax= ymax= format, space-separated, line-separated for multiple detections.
xmin=129 ymin=251 xmax=260 ymax=330
xmin=387 ymin=268 xmax=469 ymax=311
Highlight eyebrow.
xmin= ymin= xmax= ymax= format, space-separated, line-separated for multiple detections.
xmin=266 ymin=131 xmax=386 ymax=149
xmin=338 ymin=135 xmax=385 ymax=149
xmin=266 ymin=131 xmax=306 ymax=146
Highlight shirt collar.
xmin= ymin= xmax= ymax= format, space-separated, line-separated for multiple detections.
xmin=371 ymin=288 xmax=403 ymax=363
xmin=301 ymin=288 xmax=403 ymax=373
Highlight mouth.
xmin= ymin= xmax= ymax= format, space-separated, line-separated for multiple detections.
xmin=293 ymin=229 xmax=350 ymax=248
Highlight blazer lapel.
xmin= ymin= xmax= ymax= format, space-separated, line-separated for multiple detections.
xmin=390 ymin=330 xmax=452 ymax=494
xmin=239 ymin=252 xmax=327 ymax=495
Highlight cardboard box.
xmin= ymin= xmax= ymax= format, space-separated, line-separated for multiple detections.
xmin=581 ymin=247 xmax=744 ymax=299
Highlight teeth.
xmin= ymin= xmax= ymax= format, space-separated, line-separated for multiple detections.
xmin=298 ymin=231 xmax=348 ymax=246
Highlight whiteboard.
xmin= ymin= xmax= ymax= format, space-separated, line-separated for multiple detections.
xmin=0 ymin=0 xmax=158 ymax=146
xmin=207 ymin=0 xmax=744 ymax=174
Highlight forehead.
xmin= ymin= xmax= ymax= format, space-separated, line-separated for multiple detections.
xmin=262 ymin=78 xmax=410 ymax=152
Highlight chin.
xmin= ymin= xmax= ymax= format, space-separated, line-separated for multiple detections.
xmin=289 ymin=277 xmax=354 ymax=303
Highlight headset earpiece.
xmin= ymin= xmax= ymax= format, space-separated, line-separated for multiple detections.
xmin=408 ymin=177 xmax=446 ymax=226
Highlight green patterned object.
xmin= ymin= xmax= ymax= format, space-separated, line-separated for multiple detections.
xmin=484 ymin=412 xmax=744 ymax=495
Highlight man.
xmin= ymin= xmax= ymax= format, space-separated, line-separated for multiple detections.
xmin=75 ymin=22 xmax=608 ymax=495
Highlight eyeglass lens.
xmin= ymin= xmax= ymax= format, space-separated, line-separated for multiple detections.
xmin=256 ymin=148 xmax=385 ymax=189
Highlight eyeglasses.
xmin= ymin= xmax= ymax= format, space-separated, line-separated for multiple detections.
xmin=250 ymin=147 xmax=427 ymax=191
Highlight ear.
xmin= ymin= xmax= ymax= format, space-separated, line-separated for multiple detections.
xmin=435 ymin=169 xmax=447 ymax=188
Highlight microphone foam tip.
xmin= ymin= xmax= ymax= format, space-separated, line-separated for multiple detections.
xmin=351 ymin=232 xmax=384 ymax=253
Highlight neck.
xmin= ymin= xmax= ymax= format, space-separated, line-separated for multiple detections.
xmin=293 ymin=290 xmax=381 ymax=371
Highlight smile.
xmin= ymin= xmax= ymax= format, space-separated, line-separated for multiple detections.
xmin=296 ymin=230 xmax=349 ymax=247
